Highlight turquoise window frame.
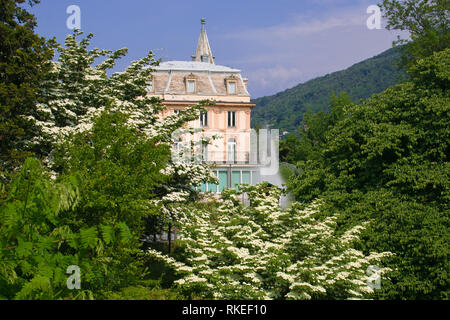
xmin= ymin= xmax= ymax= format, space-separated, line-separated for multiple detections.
xmin=232 ymin=171 xmax=241 ymax=191
xmin=242 ymin=171 xmax=251 ymax=185
xmin=218 ymin=171 xmax=228 ymax=192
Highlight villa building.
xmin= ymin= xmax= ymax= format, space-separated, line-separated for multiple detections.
xmin=147 ymin=19 xmax=262 ymax=193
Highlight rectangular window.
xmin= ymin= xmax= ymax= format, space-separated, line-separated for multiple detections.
xmin=174 ymin=140 xmax=183 ymax=151
xmin=202 ymin=143 xmax=208 ymax=161
xmin=207 ymin=171 xmax=219 ymax=193
xmin=207 ymin=182 xmax=217 ymax=193
xmin=227 ymin=141 xmax=236 ymax=163
xmin=228 ymin=81 xmax=236 ymax=94
xmin=227 ymin=111 xmax=236 ymax=127
xmin=200 ymin=111 xmax=208 ymax=127
xmin=232 ymin=171 xmax=241 ymax=191
xmin=218 ymin=171 xmax=228 ymax=193
xmin=187 ymin=80 xmax=195 ymax=93
xmin=242 ymin=171 xmax=251 ymax=185
xmin=146 ymin=80 xmax=153 ymax=92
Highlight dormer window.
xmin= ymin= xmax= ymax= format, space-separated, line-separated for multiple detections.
xmin=185 ymin=73 xmax=198 ymax=94
xmin=228 ymin=81 xmax=236 ymax=95
xmin=187 ymin=80 xmax=195 ymax=93
xmin=225 ymin=76 xmax=238 ymax=95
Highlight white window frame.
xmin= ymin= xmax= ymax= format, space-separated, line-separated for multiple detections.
xmin=202 ymin=143 xmax=208 ymax=162
xmin=200 ymin=111 xmax=208 ymax=127
xmin=174 ymin=139 xmax=183 ymax=151
xmin=187 ymin=80 xmax=196 ymax=93
xmin=227 ymin=81 xmax=236 ymax=95
xmin=227 ymin=138 xmax=236 ymax=163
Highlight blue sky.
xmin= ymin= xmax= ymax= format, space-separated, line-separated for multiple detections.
xmin=30 ymin=0 xmax=405 ymax=98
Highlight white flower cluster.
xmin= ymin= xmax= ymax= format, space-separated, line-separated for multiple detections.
xmin=147 ymin=184 xmax=393 ymax=300
xmin=27 ymin=31 xmax=217 ymax=207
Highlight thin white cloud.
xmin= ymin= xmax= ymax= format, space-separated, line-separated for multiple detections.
xmin=217 ymin=5 xmax=406 ymax=98
xmin=224 ymin=12 xmax=364 ymax=41
xmin=246 ymin=65 xmax=304 ymax=89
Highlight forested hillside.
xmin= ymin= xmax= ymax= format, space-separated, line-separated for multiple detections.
xmin=251 ymin=47 xmax=405 ymax=133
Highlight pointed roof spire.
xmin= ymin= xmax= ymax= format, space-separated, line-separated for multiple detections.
xmin=192 ymin=18 xmax=215 ymax=64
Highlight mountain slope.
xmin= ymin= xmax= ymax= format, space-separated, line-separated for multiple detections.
xmin=251 ymin=47 xmax=405 ymax=133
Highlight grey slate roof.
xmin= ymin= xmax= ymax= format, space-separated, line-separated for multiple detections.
xmin=155 ymin=61 xmax=240 ymax=73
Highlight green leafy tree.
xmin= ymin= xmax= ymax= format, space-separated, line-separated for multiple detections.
xmin=0 ymin=108 xmax=172 ymax=299
xmin=380 ymin=0 xmax=450 ymax=69
xmin=280 ymin=91 xmax=351 ymax=164
xmin=0 ymin=29 xmax=220 ymax=298
xmin=54 ymin=107 xmax=173 ymax=294
xmin=31 ymin=31 xmax=216 ymax=198
xmin=0 ymin=0 xmax=54 ymax=173
xmin=56 ymin=107 xmax=171 ymax=235
xmin=289 ymin=49 xmax=450 ymax=299
xmin=29 ymin=30 xmax=217 ymax=247
xmin=0 ymin=158 xmax=129 ymax=299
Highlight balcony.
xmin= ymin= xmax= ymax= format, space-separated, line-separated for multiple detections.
xmin=203 ymin=151 xmax=252 ymax=165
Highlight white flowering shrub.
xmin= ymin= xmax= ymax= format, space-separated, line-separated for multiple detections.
xmin=28 ymin=30 xmax=216 ymax=197
xmin=147 ymin=183 xmax=393 ymax=300
xmin=32 ymin=31 xmax=198 ymax=142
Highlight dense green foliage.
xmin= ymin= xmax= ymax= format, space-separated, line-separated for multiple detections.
xmin=0 ymin=2 xmax=202 ymax=297
xmin=0 ymin=0 xmax=54 ymax=173
xmin=101 ymin=280 xmax=186 ymax=300
xmin=0 ymin=2 xmax=213 ymax=297
xmin=54 ymin=108 xmax=170 ymax=233
xmin=0 ymin=158 xmax=84 ymax=299
xmin=0 ymin=108 xmax=172 ymax=299
xmin=280 ymin=91 xmax=351 ymax=164
xmin=380 ymin=0 xmax=449 ymax=69
xmin=0 ymin=158 xmax=141 ymax=299
xmin=288 ymin=49 xmax=450 ymax=299
xmin=251 ymin=47 xmax=404 ymax=134
xmin=279 ymin=2 xmax=449 ymax=299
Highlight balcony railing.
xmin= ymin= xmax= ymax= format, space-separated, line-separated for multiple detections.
xmin=203 ymin=151 xmax=251 ymax=165
xmin=172 ymin=149 xmax=262 ymax=165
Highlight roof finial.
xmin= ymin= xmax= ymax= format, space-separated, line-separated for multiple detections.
xmin=201 ymin=18 xmax=206 ymax=31
xmin=192 ymin=18 xmax=215 ymax=64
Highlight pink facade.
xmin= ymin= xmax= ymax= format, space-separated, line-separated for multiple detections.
xmin=148 ymin=19 xmax=255 ymax=165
